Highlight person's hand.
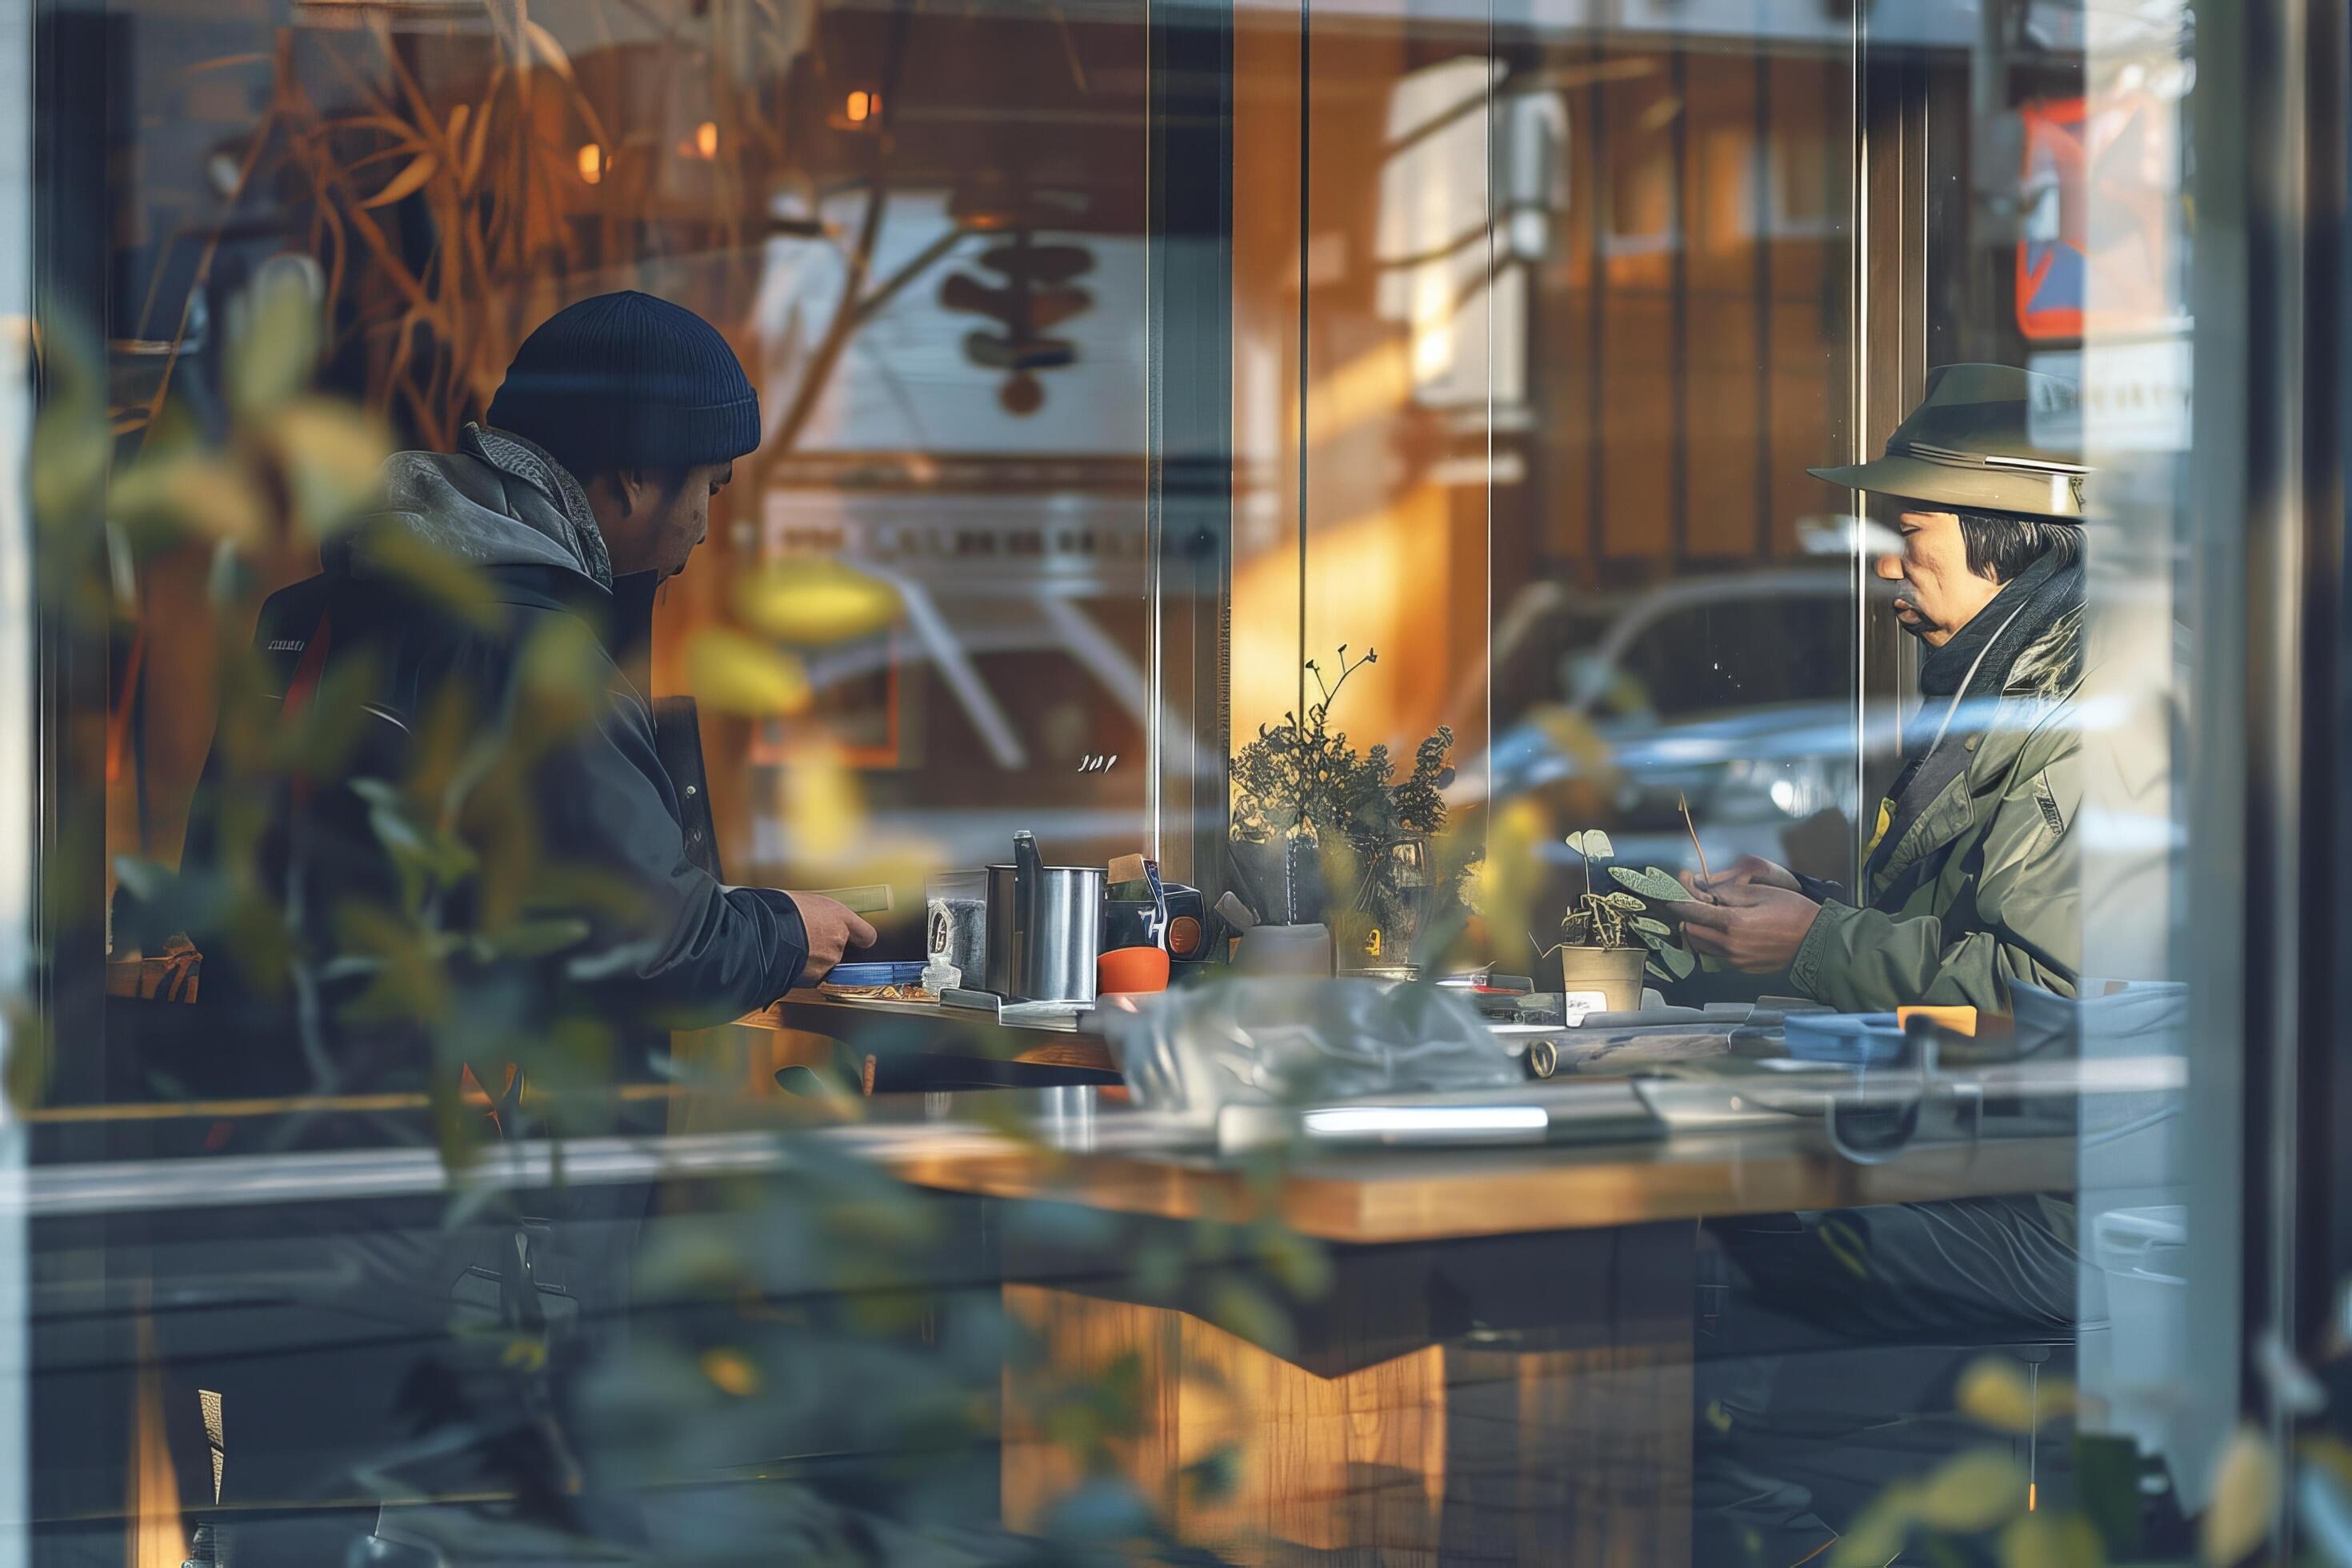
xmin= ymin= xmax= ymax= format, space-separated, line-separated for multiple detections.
xmin=787 ymin=893 xmax=878 ymax=983
xmin=1681 ymin=854 xmax=1800 ymax=900
xmin=1677 ymin=882 xmax=1822 ymax=973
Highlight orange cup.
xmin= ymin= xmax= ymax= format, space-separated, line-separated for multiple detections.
xmin=1098 ymin=945 xmax=1170 ymax=995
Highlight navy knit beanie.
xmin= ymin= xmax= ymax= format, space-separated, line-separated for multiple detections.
xmin=487 ymin=291 xmax=761 ymax=478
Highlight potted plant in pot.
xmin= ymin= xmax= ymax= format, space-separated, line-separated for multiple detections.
xmin=1546 ymin=830 xmax=1698 ymax=1012
xmin=1230 ymin=646 xmax=1476 ymax=973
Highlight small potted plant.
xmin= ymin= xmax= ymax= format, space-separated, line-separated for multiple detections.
xmin=1229 ymin=646 xmax=1474 ymax=970
xmin=1546 ymin=830 xmax=1697 ymax=1013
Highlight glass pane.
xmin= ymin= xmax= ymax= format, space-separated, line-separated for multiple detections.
xmin=1485 ymin=11 xmax=1858 ymax=972
xmin=4 ymin=0 xmax=2300 ymax=1558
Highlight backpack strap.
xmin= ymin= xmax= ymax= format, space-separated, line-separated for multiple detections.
xmin=280 ymin=609 xmax=334 ymax=718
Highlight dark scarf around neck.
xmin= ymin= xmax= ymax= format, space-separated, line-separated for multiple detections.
xmin=1916 ymin=549 xmax=2079 ymax=699
xmin=1866 ymin=547 xmax=2083 ymax=882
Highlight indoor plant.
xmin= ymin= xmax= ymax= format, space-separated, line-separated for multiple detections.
xmin=1546 ymin=830 xmax=1696 ymax=1011
xmin=1229 ymin=646 xmax=1471 ymax=967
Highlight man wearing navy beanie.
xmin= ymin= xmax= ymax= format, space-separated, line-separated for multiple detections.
xmin=484 ymin=290 xmax=766 ymax=582
xmin=170 ymin=292 xmax=882 ymax=1560
xmin=196 ymin=291 xmax=874 ymax=1066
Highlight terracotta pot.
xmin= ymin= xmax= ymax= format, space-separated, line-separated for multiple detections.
xmin=1558 ymin=945 xmax=1647 ymax=1015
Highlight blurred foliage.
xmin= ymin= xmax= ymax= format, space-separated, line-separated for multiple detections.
xmin=1819 ymin=1353 xmax=2314 ymax=1568
xmin=25 ymin=270 xmax=1326 ymax=1562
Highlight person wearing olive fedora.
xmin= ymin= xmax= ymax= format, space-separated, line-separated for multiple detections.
xmin=1683 ymin=365 xmax=2092 ymax=1563
xmin=1675 ymin=362 xmax=2089 ymax=1014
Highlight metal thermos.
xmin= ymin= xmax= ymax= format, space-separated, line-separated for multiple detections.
xmin=985 ymin=831 xmax=1104 ymax=1002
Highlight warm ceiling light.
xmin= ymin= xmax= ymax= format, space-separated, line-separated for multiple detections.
xmin=846 ymin=90 xmax=876 ymax=123
xmin=695 ymin=120 xmax=718 ymax=158
xmin=577 ymin=143 xmax=604 ymax=184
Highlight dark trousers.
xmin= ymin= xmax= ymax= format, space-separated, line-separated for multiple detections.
xmin=1693 ymin=1196 xmax=2079 ymax=1566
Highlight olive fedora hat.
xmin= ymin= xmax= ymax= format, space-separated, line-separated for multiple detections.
xmin=1809 ymin=362 xmax=2090 ymax=520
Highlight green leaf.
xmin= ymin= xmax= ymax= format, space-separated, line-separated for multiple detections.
xmin=1205 ymin=1277 xmax=1295 ymax=1359
xmin=478 ymin=918 xmax=591 ymax=961
xmin=1609 ymin=864 xmax=1694 ymax=902
xmin=1182 ymin=1444 xmax=1243 ymax=1507
xmin=225 ymin=266 xmax=321 ymax=419
xmin=1999 ymin=1511 xmax=2106 ymax=1568
xmin=1602 ymin=890 xmax=1645 ymax=911
xmin=3 ymin=998 xmax=54 ymax=1112
xmin=1647 ymin=942 xmax=1694 ymax=979
xmin=1630 ymin=916 xmax=1672 ymax=936
xmin=1914 ymin=1449 xmax=2026 ymax=1534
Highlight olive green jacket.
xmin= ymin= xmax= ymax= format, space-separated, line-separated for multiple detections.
xmin=1787 ymin=607 xmax=2082 ymax=1014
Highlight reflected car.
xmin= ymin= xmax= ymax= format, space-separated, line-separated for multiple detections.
xmin=1473 ymin=569 xmax=1863 ymax=871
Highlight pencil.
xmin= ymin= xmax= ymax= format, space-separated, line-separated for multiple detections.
xmin=1678 ymin=791 xmax=1713 ymax=887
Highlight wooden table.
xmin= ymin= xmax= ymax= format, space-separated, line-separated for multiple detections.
xmin=738 ymin=989 xmax=1120 ymax=1086
xmin=882 ymin=1098 xmax=2078 ymax=1566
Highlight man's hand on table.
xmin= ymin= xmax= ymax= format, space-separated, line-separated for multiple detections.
xmin=788 ymin=893 xmax=878 ymax=983
xmin=1677 ymin=882 xmax=1822 ymax=973
xmin=1679 ymin=854 xmax=1800 ymax=898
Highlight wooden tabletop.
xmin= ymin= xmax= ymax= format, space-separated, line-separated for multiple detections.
xmin=740 ymin=989 xmax=1118 ymax=1074
xmin=882 ymin=1114 xmax=2078 ymax=1245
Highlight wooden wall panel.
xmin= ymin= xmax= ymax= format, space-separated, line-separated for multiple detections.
xmin=1682 ymin=46 xmax=1766 ymax=560
xmin=1597 ymin=52 xmax=1679 ymax=562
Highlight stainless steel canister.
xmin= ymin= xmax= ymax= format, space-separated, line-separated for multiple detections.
xmin=983 ymin=831 xmax=1104 ymax=1002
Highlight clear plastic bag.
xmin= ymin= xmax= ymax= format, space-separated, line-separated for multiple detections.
xmin=1100 ymin=978 xmax=1521 ymax=1129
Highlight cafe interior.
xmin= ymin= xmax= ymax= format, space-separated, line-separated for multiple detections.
xmin=11 ymin=0 xmax=2349 ymax=1562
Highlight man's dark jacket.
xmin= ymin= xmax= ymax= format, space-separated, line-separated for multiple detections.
xmin=200 ymin=423 xmax=808 ymax=1074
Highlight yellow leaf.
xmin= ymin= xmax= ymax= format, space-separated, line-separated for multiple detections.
xmin=1958 ymin=1356 xmax=2074 ymax=1434
xmin=358 ymin=528 xmax=501 ymax=629
xmin=30 ymin=398 xmax=109 ymax=526
xmin=522 ymin=18 xmax=575 ymax=81
xmin=731 ymin=559 xmax=901 ymax=646
xmin=2000 ymin=1511 xmax=2104 ymax=1568
xmin=515 ymin=614 xmax=606 ymax=738
xmin=270 ymin=398 xmax=391 ymax=535
xmin=1829 ymin=1490 xmax=1915 ymax=1568
xmin=360 ymin=151 xmax=439 ymax=209
xmin=110 ymin=453 xmax=268 ymax=546
xmin=1914 ymin=1448 xmax=2026 ymax=1534
xmin=780 ymin=741 xmax=864 ymax=862
xmin=699 ymin=1347 xmax=760 ymax=1398
xmin=2202 ymin=1424 xmax=2280 ymax=1566
xmin=225 ymin=267 xmax=319 ymax=418
xmin=446 ymin=101 xmax=470 ymax=148
xmin=684 ymin=626 xmax=813 ymax=715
